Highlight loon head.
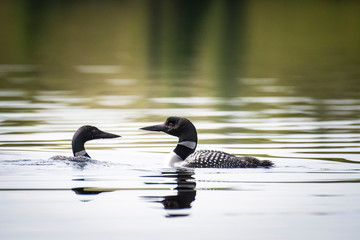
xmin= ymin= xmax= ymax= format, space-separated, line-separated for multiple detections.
xmin=72 ymin=125 xmax=120 ymax=158
xmin=140 ymin=116 xmax=198 ymax=143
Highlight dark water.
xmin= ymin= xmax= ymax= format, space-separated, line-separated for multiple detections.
xmin=1 ymin=1 xmax=360 ymax=239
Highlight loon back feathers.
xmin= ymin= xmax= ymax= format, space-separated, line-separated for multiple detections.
xmin=182 ymin=150 xmax=273 ymax=168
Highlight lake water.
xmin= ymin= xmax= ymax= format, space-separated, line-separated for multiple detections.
xmin=1 ymin=1 xmax=360 ymax=240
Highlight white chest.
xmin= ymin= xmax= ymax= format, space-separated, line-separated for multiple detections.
xmin=74 ymin=150 xmax=87 ymax=157
xmin=165 ymin=152 xmax=184 ymax=167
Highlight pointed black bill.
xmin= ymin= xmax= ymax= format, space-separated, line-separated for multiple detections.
xmin=96 ymin=130 xmax=121 ymax=139
xmin=140 ymin=124 xmax=167 ymax=132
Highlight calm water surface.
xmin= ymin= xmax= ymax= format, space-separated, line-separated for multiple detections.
xmin=1 ymin=1 xmax=360 ymax=240
xmin=1 ymin=82 xmax=360 ymax=240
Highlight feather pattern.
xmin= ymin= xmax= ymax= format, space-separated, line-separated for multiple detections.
xmin=181 ymin=149 xmax=273 ymax=168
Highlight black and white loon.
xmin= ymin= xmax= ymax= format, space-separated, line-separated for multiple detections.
xmin=51 ymin=125 xmax=120 ymax=160
xmin=140 ymin=116 xmax=273 ymax=168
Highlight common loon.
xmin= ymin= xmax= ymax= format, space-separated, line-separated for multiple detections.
xmin=51 ymin=125 xmax=120 ymax=160
xmin=140 ymin=116 xmax=273 ymax=168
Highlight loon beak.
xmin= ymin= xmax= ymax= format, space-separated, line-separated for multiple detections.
xmin=96 ymin=130 xmax=121 ymax=139
xmin=140 ymin=123 xmax=167 ymax=132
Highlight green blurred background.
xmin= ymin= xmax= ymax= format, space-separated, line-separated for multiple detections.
xmin=1 ymin=0 xmax=360 ymax=99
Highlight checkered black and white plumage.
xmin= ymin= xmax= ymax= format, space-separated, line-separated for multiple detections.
xmin=180 ymin=149 xmax=273 ymax=168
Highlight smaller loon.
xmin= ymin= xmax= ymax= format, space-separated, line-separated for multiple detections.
xmin=51 ymin=125 xmax=120 ymax=160
xmin=140 ymin=116 xmax=273 ymax=168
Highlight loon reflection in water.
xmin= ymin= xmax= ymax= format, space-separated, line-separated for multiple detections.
xmin=141 ymin=116 xmax=273 ymax=168
xmin=142 ymin=169 xmax=196 ymax=218
xmin=50 ymin=125 xmax=120 ymax=161
xmin=71 ymin=170 xmax=196 ymax=214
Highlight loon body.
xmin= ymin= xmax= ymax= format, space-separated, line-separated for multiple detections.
xmin=51 ymin=125 xmax=120 ymax=160
xmin=141 ymin=116 xmax=273 ymax=168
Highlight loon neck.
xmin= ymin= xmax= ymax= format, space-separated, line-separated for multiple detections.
xmin=72 ymin=139 xmax=90 ymax=158
xmin=173 ymin=141 xmax=197 ymax=160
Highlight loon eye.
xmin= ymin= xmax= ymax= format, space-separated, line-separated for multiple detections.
xmin=91 ymin=129 xmax=98 ymax=134
xmin=168 ymin=122 xmax=174 ymax=127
